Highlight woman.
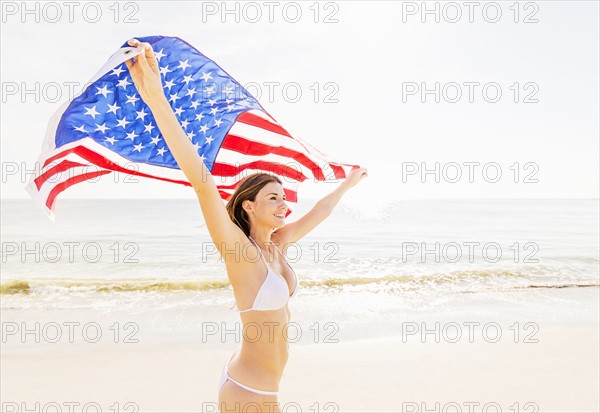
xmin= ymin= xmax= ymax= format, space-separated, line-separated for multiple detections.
xmin=125 ymin=38 xmax=368 ymax=411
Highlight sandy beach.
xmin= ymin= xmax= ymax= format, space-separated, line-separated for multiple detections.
xmin=2 ymin=287 xmax=598 ymax=413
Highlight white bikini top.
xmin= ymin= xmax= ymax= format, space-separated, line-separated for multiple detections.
xmin=230 ymin=236 xmax=299 ymax=313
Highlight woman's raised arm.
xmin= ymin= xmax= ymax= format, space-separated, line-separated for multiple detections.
xmin=125 ymin=39 xmax=244 ymax=251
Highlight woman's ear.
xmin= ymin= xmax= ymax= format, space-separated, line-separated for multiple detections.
xmin=242 ymin=200 xmax=253 ymax=214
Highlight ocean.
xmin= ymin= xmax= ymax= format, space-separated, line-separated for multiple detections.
xmin=2 ymin=198 xmax=598 ymax=343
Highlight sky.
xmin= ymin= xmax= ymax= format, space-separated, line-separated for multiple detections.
xmin=1 ymin=1 xmax=598 ymax=210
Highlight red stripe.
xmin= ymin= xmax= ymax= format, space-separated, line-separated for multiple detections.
xmin=41 ymin=144 xmax=346 ymax=196
xmin=46 ymin=170 xmax=112 ymax=210
xmin=216 ymin=182 xmax=243 ymax=190
xmin=234 ymin=112 xmax=351 ymax=181
xmin=331 ymin=164 xmax=346 ymax=179
xmin=43 ymin=146 xmax=81 ymax=168
xmin=212 ymin=160 xmax=307 ymax=182
xmin=236 ymin=112 xmax=292 ymax=138
xmin=217 ymin=189 xmax=295 ymax=217
xmin=218 ymin=190 xmax=232 ymax=200
xmin=37 ymin=145 xmax=192 ymax=188
xmin=283 ymin=187 xmax=298 ymax=203
xmin=34 ymin=160 xmax=88 ymax=190
xmin=37 ymin=145 xmax=303 ymax=206
xmin=220 ymin=134 xmax=326 ymax=181
xmin=216 ymin=185 xmax=298 ymax=203
xmin=37 ymin=144 xmax=304 ymax=200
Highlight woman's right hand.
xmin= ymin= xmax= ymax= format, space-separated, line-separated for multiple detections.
xmin=124 ymin=38 xmax=166 ymax=107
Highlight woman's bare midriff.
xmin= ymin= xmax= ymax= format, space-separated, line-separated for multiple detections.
xmin=223 ymin=235 xmax=296 ymax=391
xmin=227 ymin=306 xmax=292 ymax=391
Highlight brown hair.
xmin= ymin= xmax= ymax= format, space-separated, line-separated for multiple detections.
xmin=226 ymin=173 xmax=283 ymax=237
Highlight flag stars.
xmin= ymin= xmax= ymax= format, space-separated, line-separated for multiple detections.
xmin=95 ymin=123 xmax=109 ymax=133
xmin=199 ymin=124 xmax=209 ymax=134
xmin=169 ymin=93 xmax=180 ymax=104
xmin=156 ymin=147 xmax=167 ymax=156
xmin=205 ymin=86 xmax=216 ymax=96
xmin=125 ymin=131 xmax=138 ymax=141
xmin=200 ymin=72 xmax=212 ymax=82
xmin=190 ymin=101 xmax=201 ymax=110
xmin=174 ymin=106 xmax=185 ymax=116
xmin=107 ymin=102 xmax=121 ymax=115
xmin=164 ymin=79 xmax=175 ymax=90
xmin=213 ymin=118 xmax=223 ymax=128
xmin=74 ymin=125 xmax=87 ymax=133
xmin=178 ymin=59 xmax=191 ymax=71
xmin=182 ymin=75 xmax=194 ymax=86
xmin=205 ymin=135 xmax=214 ymax=145
xmin=117 ymin=78 xmax=132 ymax=89
xmin=136 ymin=108 xmax=148 ymax=120
xmin=195 ymin=112 xmax=205 ymax=122
xmin=126 ymin=94 xmax=139 ymax=106
xmin=192 ymin=141 xmax=201 ymax=151
xmin=84 ymin=105 xmax=100 ymax=119
xmin=210 ymin=107 xmax=219 ymax=115
xmin=180 ymin=119 xmax=190 ymax=129
xmin=208 ymin=98 xmax=217 ymax=106
xmin=187 ymin=131 xmax=196 ymax=140
xmin=96 ymin=85 xmax=112 ymax=98
xmin=159 ymin=65 xmax=172 ymax=76
xmin=144 ymin=123 xmax=155 ymax=133
xmin=186 ymin=88 xmax=197 ymax=98
xmin=150 ymin=136 xmax=162 ymax=145
xmin=226 ymin=104 xmax=235 ymax=112
xmin=133 ymin=143 xmax=145 ymax=152
xmin=105 ymin=136 xmax=117 ymax=145
xmin=111 ymin=67 xmax=125 ymax=77
xmin=116 ymin=117 xmax=130 ymax=129
xmin=154 ymin=49 xmax=166 ymax=61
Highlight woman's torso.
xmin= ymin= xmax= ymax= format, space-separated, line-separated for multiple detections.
xmin=225 ymin=234 xmax=298 ymax=388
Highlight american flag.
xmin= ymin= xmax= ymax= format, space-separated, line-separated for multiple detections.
xmin=25 ymin=35 xmax=358 ymax=221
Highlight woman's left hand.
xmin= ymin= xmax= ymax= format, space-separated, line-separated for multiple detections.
xmin=342 ymin=166 xmax=368 ymax=189
xmin=124 ymin=39 xmax=166 ymax=107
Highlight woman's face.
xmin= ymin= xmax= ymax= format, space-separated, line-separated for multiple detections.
xmin=246 ymin=182 xmax=288 ymax=229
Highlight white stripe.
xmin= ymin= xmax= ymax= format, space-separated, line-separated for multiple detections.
xmin=216 ymin=148 xmax=314 ymax=180
xmin=223 ymin=123 xmax=342 ymax=181
xmin=35 ymin=138 xmax=190 ymax=182
xmin=216 ymin=179 xmax=299 ymax=207
xmin=227 ymin=122 xmax=335 ymax=177
xmin=24 ymin=180 xmax=56 ymax=221
xmin=219 ymin=148 xmax=341 ymax=185
xmin=39 ymin=165 xmax=102 ymax=201
xmin=32 ymin=120 xmax=342 ymax=187
xmin=210 ymin=167 xmax=301 ymax=190
xmin=236 ymin=112 xmax=347 ymax=166
xmin=30 ymin=137 xmax=309 ymax=194
xmin=245 ymin=109 xmax=279 ymax=124
xmin=39 ymin=153 xmax=95 ymax=176
xmin=228 ymin=121 xmax=309 ymax=157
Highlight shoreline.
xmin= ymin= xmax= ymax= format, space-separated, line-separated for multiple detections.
xmin=1 ymin=286 xmax=598 ymax=347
